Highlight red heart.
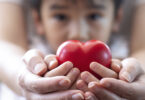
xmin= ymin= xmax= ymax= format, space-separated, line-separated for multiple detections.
xmin=56 ymin=40 xmax=112 ymax=78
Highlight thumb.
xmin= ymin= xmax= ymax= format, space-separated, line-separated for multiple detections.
xmin=22 ymin=49 xmax=47 ymax=76
xmin=119 ymin=58 xmax=143 ymax=82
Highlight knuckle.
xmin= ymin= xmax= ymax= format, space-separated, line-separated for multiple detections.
xmin=23 ymin=49 xmax=43 ymax=63
xmin=28 ymin=56 xmax=43 ymax=66
xmin=23 ymin=49 xmax=39 ymax=58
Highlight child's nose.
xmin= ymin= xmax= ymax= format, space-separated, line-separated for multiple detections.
xmin=68 ymin=19 xmax=90 ymax=41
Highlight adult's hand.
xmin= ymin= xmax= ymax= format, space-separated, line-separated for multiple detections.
xmin=18 ymin=49 xmax=84 ymax=100
xmin=77 ymin=58 xmax=143 ymax=100
xmin=100 ymin=58 xmax=145 ymax=100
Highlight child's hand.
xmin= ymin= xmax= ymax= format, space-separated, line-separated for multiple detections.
xmin=19 ymin=49 xmax=84 ymax=100
xmin=75 ymin=59 xmax=122 ymax=100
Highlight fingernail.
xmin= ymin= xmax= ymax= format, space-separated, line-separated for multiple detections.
xmin=66 ymin=62 xmax=73 ymax=68
xmin=88 ymin=82 xmax=96 ymax=88
xmin=72 ymin=93 xmax=84 ymax=100
xmin=77 ymin=80 xmax=86 ymax=90
xmin=116 ymin=64 xmax=121 ymax=70
xmin=121 ymin=72 xmax=132 ymax=82
xmin=49 ymin=61 xmax=57 ymax=67
xmin=34 ymin=63 xmax=45 ymax=74
xmin=81 ymin=72 xmax=89 ymax=81
xmin=71 ymin=68 xmax=79 ymax=74
xmin=86 ymin=96 xmax=95 ymax=100
xmin=90 ymin=62 xmax=97 ymax=68
xmin=59 ymin=79 xmax=70 ymax=87
xmin=100 ymin=80 xmax=110 ymax=88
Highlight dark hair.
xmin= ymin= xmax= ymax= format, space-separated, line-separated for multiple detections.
xmin=30 ymin=0 xmax=123 ymax=15
xmin=30 ymin=0 xmax=41 ymax=13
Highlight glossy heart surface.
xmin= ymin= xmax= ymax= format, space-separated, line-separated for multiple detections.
xmin=56 ymin=40 xmax=112 ymax=78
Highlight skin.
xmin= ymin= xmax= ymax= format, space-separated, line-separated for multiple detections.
xmin=77 ymin=1 xmax=145 ymax=100
xmin=35 ymin=0 xmax=114 ymax=51
xmin=32 ymin=0 xmax=145 ymax=99
xmin=0 ymin=3 xmax=84 ymax=100
xmin=0 ymin=3 xmax=27 ymax=95
xmin=96 ymin=3 xmax=145 ymax=100
xmin=0 ymin=0 xmax=145 ymax=100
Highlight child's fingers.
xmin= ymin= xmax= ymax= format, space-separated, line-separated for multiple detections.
xmin=119 ymin=58 xmax=143 ymax=82
xmin=81 ymin=71 xmax=99 ymax=83
xmin=22 ymin=49 xmax=47 ymax=76
xmin=66 ymin=68 xmax=80 ymax=85
xmin=44 ymin=55 xmax=58 ymax=70
xmin=44 ymin=61 xmax=73 ymax=77
xmin=90 ymin=62 xmax=118 ymax=78
xmin=85 ymin=92 xmax=98 ymax=100
xmin=111 ymin=59 xmax=122 ymax=73
xmin=70 ymin=75 xmax=81 ymax=89
xmin=76 ymin=80 xmax=89 ymax=92
xmin=76 ymin=72 xmax=98 ymax=92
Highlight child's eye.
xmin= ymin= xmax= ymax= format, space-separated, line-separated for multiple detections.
xmin=87 ymin=13 xmax=102 ymax=21
xmin=54 ymin=14 xmax=68 ymax=21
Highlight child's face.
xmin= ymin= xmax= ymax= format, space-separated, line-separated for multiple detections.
xmin=36 ymin=0 xmax=114 ymax=51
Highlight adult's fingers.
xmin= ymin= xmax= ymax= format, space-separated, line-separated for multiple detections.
xmin=18 ymin=68 xmax=71 ymax=93
xmin=111 ymin=59 xmax=122 ymax=73
xmin=81 ymin=71 xmax=99 ymax=83
xmin=90 ymin=62 xmax=118 ymax=78
xmin=85 ymin=92 xmax=98 ymax=100
xmin=100 ymin=78 xmax=138 ymax=99
xmin=22 ymin=49 xmax=47 ymax=76
xmin=88 ymin=82 xmax=124 ymax=100
xmin=119 ymin=58 xmax=143 ymax=82
xmin=25 ymin=90 xmax=84 ymax=100
xmin=44 ymin=54 xmax=58 ymax=70
xmin=44 ymin=61 xmax=73 ymax=77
